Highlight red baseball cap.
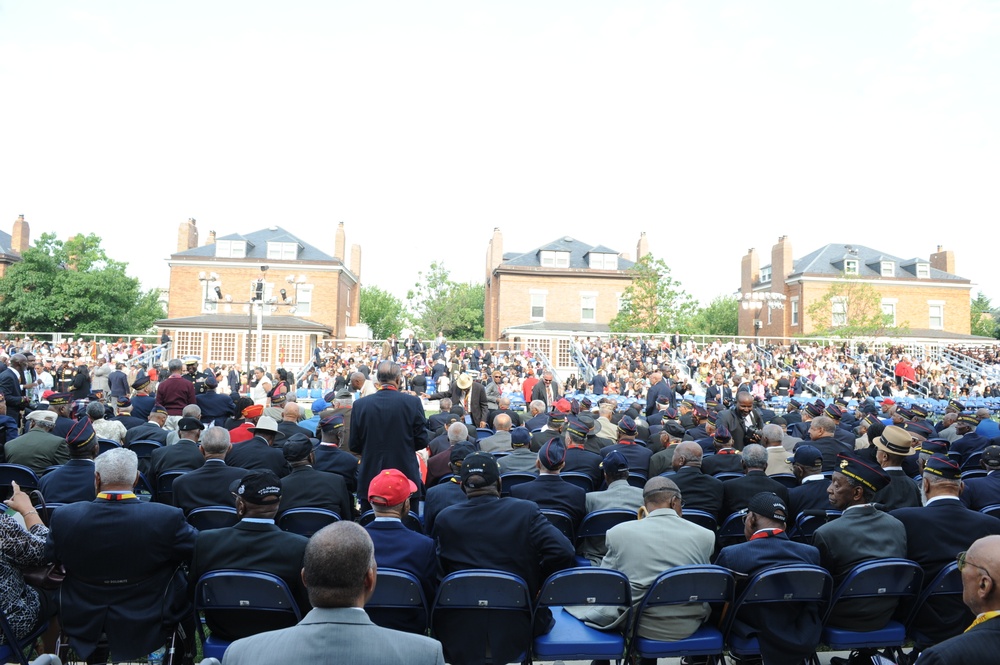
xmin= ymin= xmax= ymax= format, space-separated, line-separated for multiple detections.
xmin=368 ymin=469 xmax=417 ymax=507
xmin=882 ymin=398 xmax=895 ymax=406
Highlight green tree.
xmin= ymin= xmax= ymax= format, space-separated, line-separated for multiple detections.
xmin=971 ymin=291 xmax=998 ymax=338
xmin=610 ymin=254 xmax=698 ymax=333
xmin=0 ymin=232 xmax=164 ymax=334
xmin=406 ymin=261 xmax=485 ymax=340
xmin=687 ymin=295 xmax=739 ymax=336
xmin=359 ymin=286 xmax=406 ymax=340
xmin=806 ymin=275 xmax=903 ymax=337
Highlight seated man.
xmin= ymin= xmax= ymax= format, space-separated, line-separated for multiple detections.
xmin=276 ymin=434 xmax=354 ymax=521
xmin=497 ymin=427 xmax=539 ymax=475
xmin=311 ymin=414 xmax=360 ymax=494
xmin=222 ymin=522 xmax=445 ymax=665
xmin=422 ymin=442 xmax=475 ymax=534
xmin=171 ymin=426 xmax=247 ymax=514
xmin=669 ymin=441 xmax=724 ymax=520
xmin=568 ymin=476 xmax=715 ymax=665
xmin=363 ymin=468 xmax=437 ymax=628
xmin=813 ymin=454 xmax=907 ymax=631
xmin=147 ymin=416 xmax=205 ymax=487
xmin=786 ymin=445 xmax=829 ymax=524
xmin=44 ymin=447 xmax=197 ymax=662
xmin=510 ymin=438 xmax=587 ymax=530
xmin=578 ymin=450 xmax=644 ymax=565
xmin=189 ymin=469 xmax=311 ymax=640
xmin=37 ymin=418 xmax=101 ymax=503
xmin=916 ymin=535 xmax=1000 ymax=663
xmin=720 ymin=443 xmax=790 ymax=518
xmin=4 ymin=409 xmax=69 ymax=475
xmin=432 ymin=452 xmax=574 ymax=665
xmin=715 ymin=492 xmax=823 ymax=665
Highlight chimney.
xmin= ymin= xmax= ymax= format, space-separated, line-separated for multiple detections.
xmin=741 ymin=248 xmax=759 ymax=293
xmin=619 ymin=252 xmax=631 ymax=262
xmin=335 ymin=222 xmax=346 ymax=261
xmin=486 ymin=227 xmax=503 ymax=279
xmin=350 ymin=244 xmax=362 ymax=324
xmin=206 ymin=230 xmax=216 ymax=245
xmin=177 ymin=218 xmax=198 ymax=253
xmin=930 ymin=246 xmax=955 ymax=275
xmin=11 ymin=215 xmax=29 ymax=254
xmin=771 ymin=235 xmax=793 ymax=292
xmin=636 ymin=231 xmax=649 ymax=261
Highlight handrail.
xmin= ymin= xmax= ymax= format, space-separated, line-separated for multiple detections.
xmin=127 ymin=342 xmax=171 ymax=368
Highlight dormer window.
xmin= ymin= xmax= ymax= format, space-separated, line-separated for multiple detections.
xmin=916 ymin=263 xmax=930 ymax=278
xmin=880 ymin=261 xmax=895 ymax=277
xmin=540 ymin=250 xmax=570 ymax=268
xmin=589 ymin=253 xmax=618 ymax=270
xmin=759 ymin=266 xmax=772 ymax=283
xmin=844 ymin=259 xmax=859 ymax=275
xmin=267 ymin=242 xmax=299 ymax=260
xmin=215 ymin=240 xmax=246 ymax=258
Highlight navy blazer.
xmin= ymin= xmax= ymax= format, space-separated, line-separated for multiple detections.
xmin=276 ymin=465 xmax=353 ymax=521
xmin=916 ymin=616 xmax=1000 ymax=664
xmin=961 ymin=472 xmax=1000 ymax=511
xmin=951 ymin=432 xmax=991 ymax=463
xmin=312 ymin=443 xmax=360 ymax=494
xmin=350 ymin=388 xmax=428 ymax=502
xmin=422 ymin=479 xmax=466 ymax=535
xmin=365 ymin=519 xmax=437 ymax=606
xmin=721 ymin=470 xmax=790 ymax=519
xmin=510 ymin=474 xmax=587 ymax=529
xmin=788 ymin=478 xmax=831 ymax=522
xmin=670 ymin=466 xmax=724 ymax=519
xmin=38 ymin=458 xmax=97 ymax=504
xmin=225 ymin=436 xmax=291 ymax=477
xmin=601 ymin=442 xmax=653 ymax=476
xmin=715 ymin=532 xmax=823 ymax=665
xmin=171 ymin=459 xmax=246 ymax=514
xmin=562 ymin=446 xmax=603 ymax=488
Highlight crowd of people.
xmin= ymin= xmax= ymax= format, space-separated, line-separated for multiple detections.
xmin=6 ymin=332 xmax=1000 ymax=664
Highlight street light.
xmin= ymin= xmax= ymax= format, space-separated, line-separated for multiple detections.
xmin=740 ymin=292 xmax=787 ymax=345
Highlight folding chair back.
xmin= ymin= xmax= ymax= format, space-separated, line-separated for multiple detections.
xmin=561 ymin=472 xmax=595 ymax=492
xmin=541 ymin=509 xmax=575 ymax=542
xmin=576 ymin=509 xmax=637 ymax=542
xmin=627 ymin=471 xmax=648 ymax=488
xmin=195 ymin=569 xmax=302 ymax=660
xmin=0 ymin=464 xmax=39 ymax=500
xmin=155 ymin=470 xmax=187 ymax=506
xmin=357 ymin=510 xmax=423 ymax=533
xmin=769 ymin=473 xmax=799 ymax=489
xmin=631 ymin=565 xmax=735 ymax=661
xmin=981 ymin=504 xmax=1000 ymax=520
xmin=365 ymin=568 xmax=429 ymax=635
xmin=499 ymin=472 xmax=536 ymax=496
xmin=97 ymin=438 xmax=121 ymax=455
xmin=476 ymin=427 xmax=494 ymax=440
xmin=681 ymin=509 xmax=718 ymax=532
xmin=533 ymin=568 xmax=631 ymax=662
xmin=128 ymin=440 xmax=163 ymax=459
xmin=713 ymin=472 xmax=744 ymax=482
xmin=718 ymin=510 xmax=748 ymax=548
xmin=905 ymin=562 xmax=966 ymax=647
xmin=277 ymin=507 xmax=340 ymax=537
xmin=187 ymin=506 xmax=240 ymax=531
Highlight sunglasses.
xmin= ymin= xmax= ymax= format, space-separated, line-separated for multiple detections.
xmin=957 ymin=550 xmax=993 ymax=578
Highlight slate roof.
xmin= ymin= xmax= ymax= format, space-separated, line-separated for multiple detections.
xmin=171 ymin=227 xmax=339 ymax=263
xmin=0 ymin=230 xmax=13 ymax=255
xmin=155 ymin=314 xmax=332 ymax=334
xmin=500 ymin=236 xmax=635 ymax=270
xmin=761 ymin=244 xmax=968 ymax=282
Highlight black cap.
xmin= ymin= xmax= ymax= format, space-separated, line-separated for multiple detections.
xmin=747 ymin=491 xmax=788 ymax=522
xmin=449 ymin=442 xmax=477 ymax=464
xmin=460 ymin=452 xmax=501 ymax=488
xmin=230 ymin=470 xmax=282 ymax=505
xmin=282 ymin=433 xmax=315 ymax=462
xmin=177 ymin=417 xmax=205 ymax=432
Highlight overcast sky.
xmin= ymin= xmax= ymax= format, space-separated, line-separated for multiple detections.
xmin=1 ymin=0 xmax=997 ymax=308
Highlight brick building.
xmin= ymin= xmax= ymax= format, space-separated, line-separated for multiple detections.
xmin=0 ymin=215 xmax=30 ymax=277
xmin=483 ymin=229 xmax=649 ymax=366
xmin=740 ymin=237 xmax=973 ymax=338
xmin=157 ymin=219 xmax=361 ymax=372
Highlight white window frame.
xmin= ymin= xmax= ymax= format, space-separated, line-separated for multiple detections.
xmin=201 ymin=278 xmax=221 ymax=314
xmin=295 ymin=284 xmax=313 ymax=316
xmin=929 ymin=300 xmax=945 ymax=330
xmin=880 ymin=261 xmax=895 ymax=277
xmin=540 ymin=251 xmax=556 ymax=267
xmin=266 ymin=242 xmax=298 ymax=260
xmin=530 ymin=290 xmax=547 ymax=321
xmin=881 ymin=298 xmax=898 ymax=327
xmin=215 ymin=240 xmax=247 ymax=258
xmin=844 ymin=259 xmax=859 ymax=275
xmin=790 ymin=297 xmax=799 ymax=326
xmin=832 ymin=296 xmax=848 ymax=327
xmin=580 ymin=293 xmax=597 ymax=323
xmin=759 ymin=266 xmax=772 ymax=283
xmin=917 ymin=263 xmax=931 ymax=278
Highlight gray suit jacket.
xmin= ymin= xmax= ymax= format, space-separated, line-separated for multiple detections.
xmin=222 ymin=607 xmax=444 ymax=665
xmin=479 ymin=430 xmax=512 ymax=453
xmin=578 ymin=480 xmax=644 ymax=564
xmin=568 ymin=508 xmax=714 ymax=640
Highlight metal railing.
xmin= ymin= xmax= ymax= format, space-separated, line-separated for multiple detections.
xmin=126 ymin=342 xmax=171 ymax=368
xmin=570 ymin=343 xmax=596 ymax=384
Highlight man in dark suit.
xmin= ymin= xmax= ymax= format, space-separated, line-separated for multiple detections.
xmin=351 ymin=361 xmax=428 ymax=507
xmin=172 ymin=426 xmax=247 ymax=514
xmin=486 ymin=395 xmax=522 ymax=430
xmin=189 ymin=469 xmax=310 ymax=640
xmin=147 ymin=416 xmax=205 ymax=488
xmin=893 ymin=455 xmax=1000 ymax=652
xmin=0 ymin=353 xmax=34 ymax=427
xmin=523 ymin=400 xmax=549 ymax=431
xmin=872 ymin=425 xmax=922 ymax=511
xmin=38 ymin=417 xmax=101 ymax=503
xmin=530 ymin=370 xmax=561 ymax=410
xmin=422 ymin=442 xmax=474 ymax=534
xmin=364 ymin=468 xmax=437 ymax=625
xmin=195 ymin=374 xmax=234 ymax=426
xmin=720 ymin=444 xmax=790 ymax=518
xmin=714 ymin=392 xmax=765 ymax=450
xmin=813 ymin=454 xmax=907 ymax=631
xmin=786 ymin=445 xmax=830 ymax=524
xmin=108 ymin=362 xmax=130 ymax=401
xmin=951 ymin=414 xmax=991 ymax=465
xmin=915 ymin=535 xmax=1000 ymax=664
xmin=276 ymin=403 xmax=314 ymax=442
xmin=600 ymin=415 xmax=653 ymax=476
xmin=704 ymin=373 xmax=733 ymax=407
xmin=644 ymin=370 xmax=675 ymax=414
xmin=276 ymin=434 xmax=353 ymax=521
xmin=426 ymin=398 xmax=456 ymax=434
xmin=432 ymin=452 xmax=575 ymax=665
xmin=124 ymin=405 xmax=170 ymax=446
xmin=562 ymin=419 xmax=603 ymax=488
xmin=44 ymin=446 xmax=198 ymax=662
xmin=806 ymin=415 xmax=853 ymax=472
xmin=312 ymin=414 xmax=360 ymax=494
xmin=129 ymin=373 xmax=157 ymax=422
xmin=428 ymin=373 xmax=488 ymax=429
xmin=530 ymin=412 xmax=568 ymax=452
xmin=961 ymin=445 xmax=1000 ymax=511
xmin=715 ymin=492 xmax=824 ymax=665
xmin=783 ymin=399 xmax=803 ymax=426
xmin=111 ymin=397 xmax=146 ymax=431
xmin=226 ymin=415 xmax=290 ymax=477
xmin=510 ymin=438 xmax=587 ymax=530
xmin=669 ymin=441 xmax=724 ymax=519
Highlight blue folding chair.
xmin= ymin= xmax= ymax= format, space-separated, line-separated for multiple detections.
xmin=713 ymin=472 xmax=744 ymax=482
xmin=476 ymin=427 xmax=495 ymax=440
xmin=195 ymin=569 xmax=302 ymax=660
xmin=820 ymin=558 xmax=923 ymax=656
xmin=32 ymin=502 xmax=65 ymax=527
xmin=630 ymin=565 xmax=735 ymax=664
xmin=0 ymin=464 xmax=39 ymax=500
xmin=682 ymin=509 xmax=719 ymax=533
xmin=365 ymin=568 xmax=430 ymax=635
xmin=0 ymin=606 xmax=47 ymax=665
xmin=905 ymin=562 xmax=965 ymax=649
xmin=97 ymin=438 xmax=121 ymax=454
xmin=533 ymin=568 xmax=631 ymax=662
xmin=721 ymin=564 xmax=833 ymax=663
xmin=277 ymin=507 xmax=340 ymax=537
xmin=128 ymin=439 xmax=163 ymax=460
xmin=134 ymin=472 xmax=155 ymax=502
xmin=154 ymin=470 xmax=188 ymax=506
xmin=769 ymin=473 xmax=799 ymax=489
xmin=356 ymin=510 xmax=423 ymax=533
xmin=575 ymin=509 xmax=637 ymax=567
xmin=561 ymin=472 xmax=595 ymax=492
xmin=540 ymin=509 xmax=575 ymax=542
xmin=790 ymin=510 xmax=842 ymax=544
xmin=499 ymin=472 xmax=536 ymax=496
xmin=431 ymin=570 xmax=532 ymax=665
xmin=717 ymin=510 xmax=748 ymax=548
xmin=627 ymin=471 xmax=648 ymax=488
xmin=187 ymin=506 xmax=240 ymax=531
xmin=981 ymin=504 xmax=1000 ymax=520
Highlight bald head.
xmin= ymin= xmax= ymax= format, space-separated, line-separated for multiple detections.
xmin=376 ymin=361 xmax=401 ymax=386
xmin=282 ymin=402 xmax=302 ymax=422
xmin=303 ymin=522 xmax=376 ymax=608
xmin=493 ymin=413 xmax=511 ymax=432
xmin=673 ymin=441 xmax=703 ymax=468
xmin=963 ymin=535 xmax=1000 ymax=615
xmin=642 ymin=476 xmax=681 ymax=511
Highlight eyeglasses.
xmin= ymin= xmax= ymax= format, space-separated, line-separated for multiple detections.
xmin=957 ymin=551 xmax=993 ymax=579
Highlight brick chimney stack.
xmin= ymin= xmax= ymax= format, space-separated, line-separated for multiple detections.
xmin=177 ymin=218 xmax=198 ymax=253
xmin=206 ymin=230 xmax=216 ymax=245
xmin=11 ymin=215 xmax=29 ymax=254
xmin=930 ymin=245 xmax=955 ymax=275
xmin=636 ymin=231 xmax=649 ymax=261
xmin=486 ymin=227 xmax=503 ymax=280
xmin=771 ymin=235 xmax=792 ymax=293
xmin=335 ymin=222 xmax=346 ymax=262
xmin=350 ymin=244 xmax=362 ymax=324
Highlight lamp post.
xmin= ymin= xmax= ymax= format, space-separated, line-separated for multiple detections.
xmin=740 ymin=292 xmax=787 ymax=358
